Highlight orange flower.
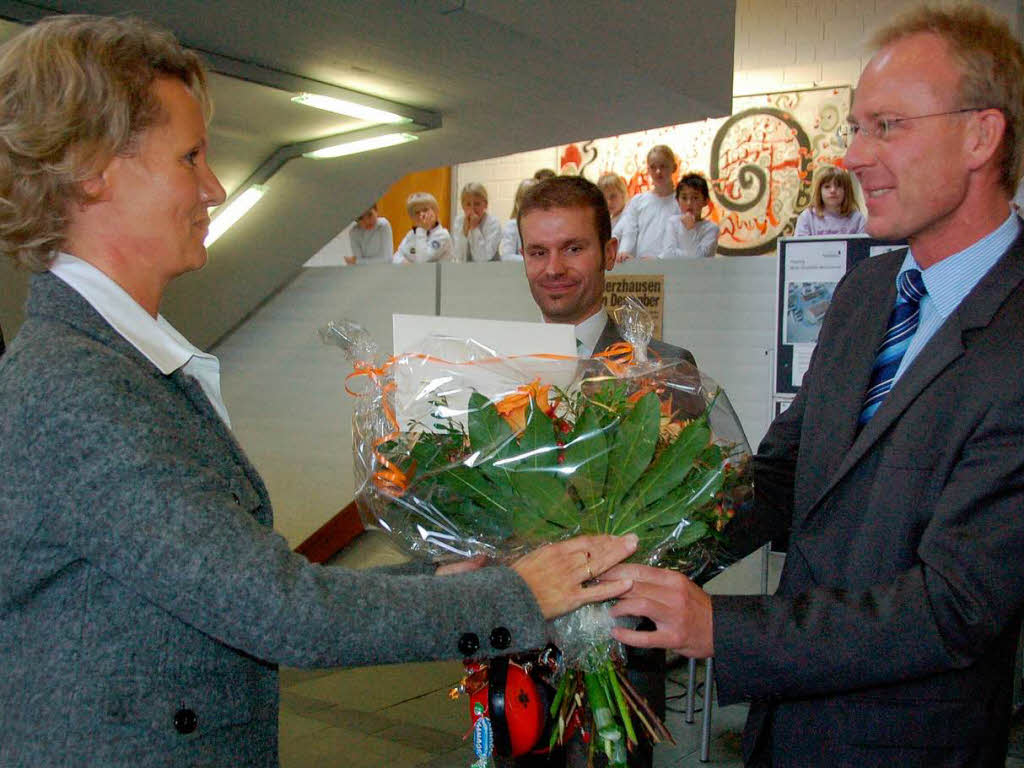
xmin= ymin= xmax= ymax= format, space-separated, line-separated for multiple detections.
xmin=495 ymin=379 xmax=551 ymax=433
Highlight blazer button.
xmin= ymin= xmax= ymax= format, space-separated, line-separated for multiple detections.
xmin=458 ymin=632 xmax=480 ymax=656
xmin=489 ymin=626 xmax=511 ymax=650
xmin=174 ymin=708 xmax=198 ymax=734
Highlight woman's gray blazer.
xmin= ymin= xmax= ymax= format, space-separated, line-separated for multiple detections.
xmin=0 ymin=273 xmax=549 ymax=767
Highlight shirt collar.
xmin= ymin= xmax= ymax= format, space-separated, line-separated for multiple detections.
xmin=902 ymin=212 xmax=1022 ymax=320
xmin=574 ymin=307 xmax=608 ymax=357
xmin=48 ymin=252 xmax=210 ymax=375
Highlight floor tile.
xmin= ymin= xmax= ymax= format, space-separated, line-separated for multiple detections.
xmin=382 ymin=687 xmax=471 ymax=735
xmin=279 ymin=724 xmax=435 ymax=768
xmin=285 ymin=660 xmax=463 ymax=712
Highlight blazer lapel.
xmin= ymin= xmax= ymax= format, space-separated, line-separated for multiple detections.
xmin=594 ymin=316 xmax=620 ymax=352
xmin=793 ymin=256 xmax=899 ymax=520
xmin=808 ymin=233 xmax=1024 ymax=513
xmin=170 ymin=369 xmax=272 ymax=508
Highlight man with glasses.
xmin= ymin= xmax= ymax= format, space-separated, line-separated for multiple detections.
xmin=606 ymin=5 xmax=1024 ymax=765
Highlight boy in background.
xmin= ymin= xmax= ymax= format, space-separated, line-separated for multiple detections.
xmin=393 ymin=192 xmax=453 ymax=263
xmin=661 ymin=174 xmax=720 ymax=259
xmin=346 ymin=204 xmax=393 ymax=264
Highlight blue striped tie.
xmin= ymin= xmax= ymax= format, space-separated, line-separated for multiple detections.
xmin=858 ymin=269 xmax=927 ymax=425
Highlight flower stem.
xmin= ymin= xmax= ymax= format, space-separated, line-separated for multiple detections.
xmin=606 ymin=659 xmax=637 ymax=746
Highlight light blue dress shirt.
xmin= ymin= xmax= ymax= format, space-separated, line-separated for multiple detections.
xmin=894 ymin=212 xmax=1021 ymax=384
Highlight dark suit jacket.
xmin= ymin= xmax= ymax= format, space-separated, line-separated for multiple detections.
xmin=713 ymin=235 xmax=1024 ymax=767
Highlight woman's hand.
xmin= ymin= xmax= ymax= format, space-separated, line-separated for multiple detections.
xmin=512 ymin=533 xmax=638 ymax=619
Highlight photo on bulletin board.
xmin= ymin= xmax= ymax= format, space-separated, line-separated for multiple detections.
xmin=783 ymin=281 xmax=837 ymax=345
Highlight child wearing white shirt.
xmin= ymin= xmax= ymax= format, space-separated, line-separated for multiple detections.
xmin=393 ymin=192 xmax=453 ymax=264
xmin=612 ymin=144 xmax=679 ymax=261
xmin=498 ymin=178 xmax=537 ymax=261
xmin=453 ymin=182 xmax=501 ymax=262
xmin=597 ymin=172 xmax=629 ymax=230
xmin=661 ymin=173 xmax=720 ymax=259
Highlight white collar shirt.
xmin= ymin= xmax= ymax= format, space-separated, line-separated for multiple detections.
xmin=574 ymin=307 xmax=609 ymax=358
xmin=48 ymin=252 xmax=232 ymax=427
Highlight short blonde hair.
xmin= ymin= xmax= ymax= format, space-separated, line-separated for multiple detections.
xmin=0 ymin=15 xmax=210 ymax=271
xmin=596 ymin=172 xmax=627 ymax=198
xmin=646 ymin=144 xmax=677 ymax=170
xmin=406 ymin=191 xmax=439 ymax=219
xmin=809 ymin=165 xmax=859 ymax=218
xmin=871 ymin=4 xmax=1024 ymax=194
xmin=459 ymin=181 xmax=488 ymax=205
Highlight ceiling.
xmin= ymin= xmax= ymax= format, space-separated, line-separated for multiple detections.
xmin=0 ymin=1 xmax=736 ymax=347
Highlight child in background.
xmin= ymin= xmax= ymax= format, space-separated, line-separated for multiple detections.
xmin=597 ymin=172 xmax=629 ymax=229
xmin=661 ymin=173 xmax=720 ymax=259
xmin=794 ymin=165 xmax=866 ymax=236
xmin=612 ymin=144 xmax=680 ymax=261
xmin=498 ymin=178 xmax=537 ymax=261
xmin=453 ymin=182 xmax=501 ymax=262
xmin=346 ymin=204 xmax=393 ymax=264
xmin=393 ymin=192 xmax=453 ymax=264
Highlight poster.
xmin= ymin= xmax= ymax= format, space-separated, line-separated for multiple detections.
xmin=557 ymin=86 xmax=852 ymax=256
xmin=602 ymin=274 xmax=665 ymax=341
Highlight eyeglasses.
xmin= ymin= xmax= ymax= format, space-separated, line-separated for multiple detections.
xmin=835 ymin=107 xmax=992 ymax=148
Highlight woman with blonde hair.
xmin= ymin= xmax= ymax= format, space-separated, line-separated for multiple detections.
xmin=0 ymin=15 xmax=638 ymax=766
xmin=794 ymin=165 xmax=866 ymax=236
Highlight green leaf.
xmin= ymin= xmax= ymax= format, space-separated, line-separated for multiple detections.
xmin=430 ymin=465 xmax=512 ymax=518
xmin=604 ymin=392 xmax=661 ymax=517
xmin=467 ymin=391 xmax=514 ymax=458
xmin=516 ymin=404 xmax=562 ymax=472
xmin=673 ymin=519 xmax=710 ymax=548
xmin=564 ymin=406 xmax=608 ymax=511
xmin=632 ymin=462 xmax=725 ymax=536
xmin=618 ymin=418 xmax=710 ymax=517
xmin=508 ymin=473 xmax=581 ymax=539
xmin=490 ymin=404 xmax=581 ymax=537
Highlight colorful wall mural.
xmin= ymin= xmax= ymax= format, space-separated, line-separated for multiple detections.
xmin=557 ymin=87 xmax=852 ymax=255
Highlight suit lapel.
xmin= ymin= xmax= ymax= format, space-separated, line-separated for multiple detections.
xmin=170 ymin=369 xmax=272 ymax=510
xmin=34 ymin=272 xmax=272 ymax=514
xmin=594 ymin=317 xmax=620 ymax=352
xmin=793 ymin=256 xmax=898 ymax=518
xmin=807 ymin=233 xmax=1024 ymax=515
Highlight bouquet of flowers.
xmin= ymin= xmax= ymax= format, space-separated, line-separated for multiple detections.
xmin=323 ymin=308 xmax=751 ymax=766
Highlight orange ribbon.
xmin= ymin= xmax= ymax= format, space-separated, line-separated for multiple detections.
xmin=346 ymin=361 xmax=414 ymax=495
xmin=593 ymin=341 xmax=634 ymax=376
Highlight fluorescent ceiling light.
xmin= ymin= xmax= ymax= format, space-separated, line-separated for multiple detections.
xmin=304 ymin=132 xmax=418 ymax=159
xmin=291 ymin=93 xmax=411 ymax=124
xmin=205 ymin=185 xmax=267 ymax=247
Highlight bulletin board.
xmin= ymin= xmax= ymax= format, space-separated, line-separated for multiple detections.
xmin=774 ymin=235 xmax=908 ymax=396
